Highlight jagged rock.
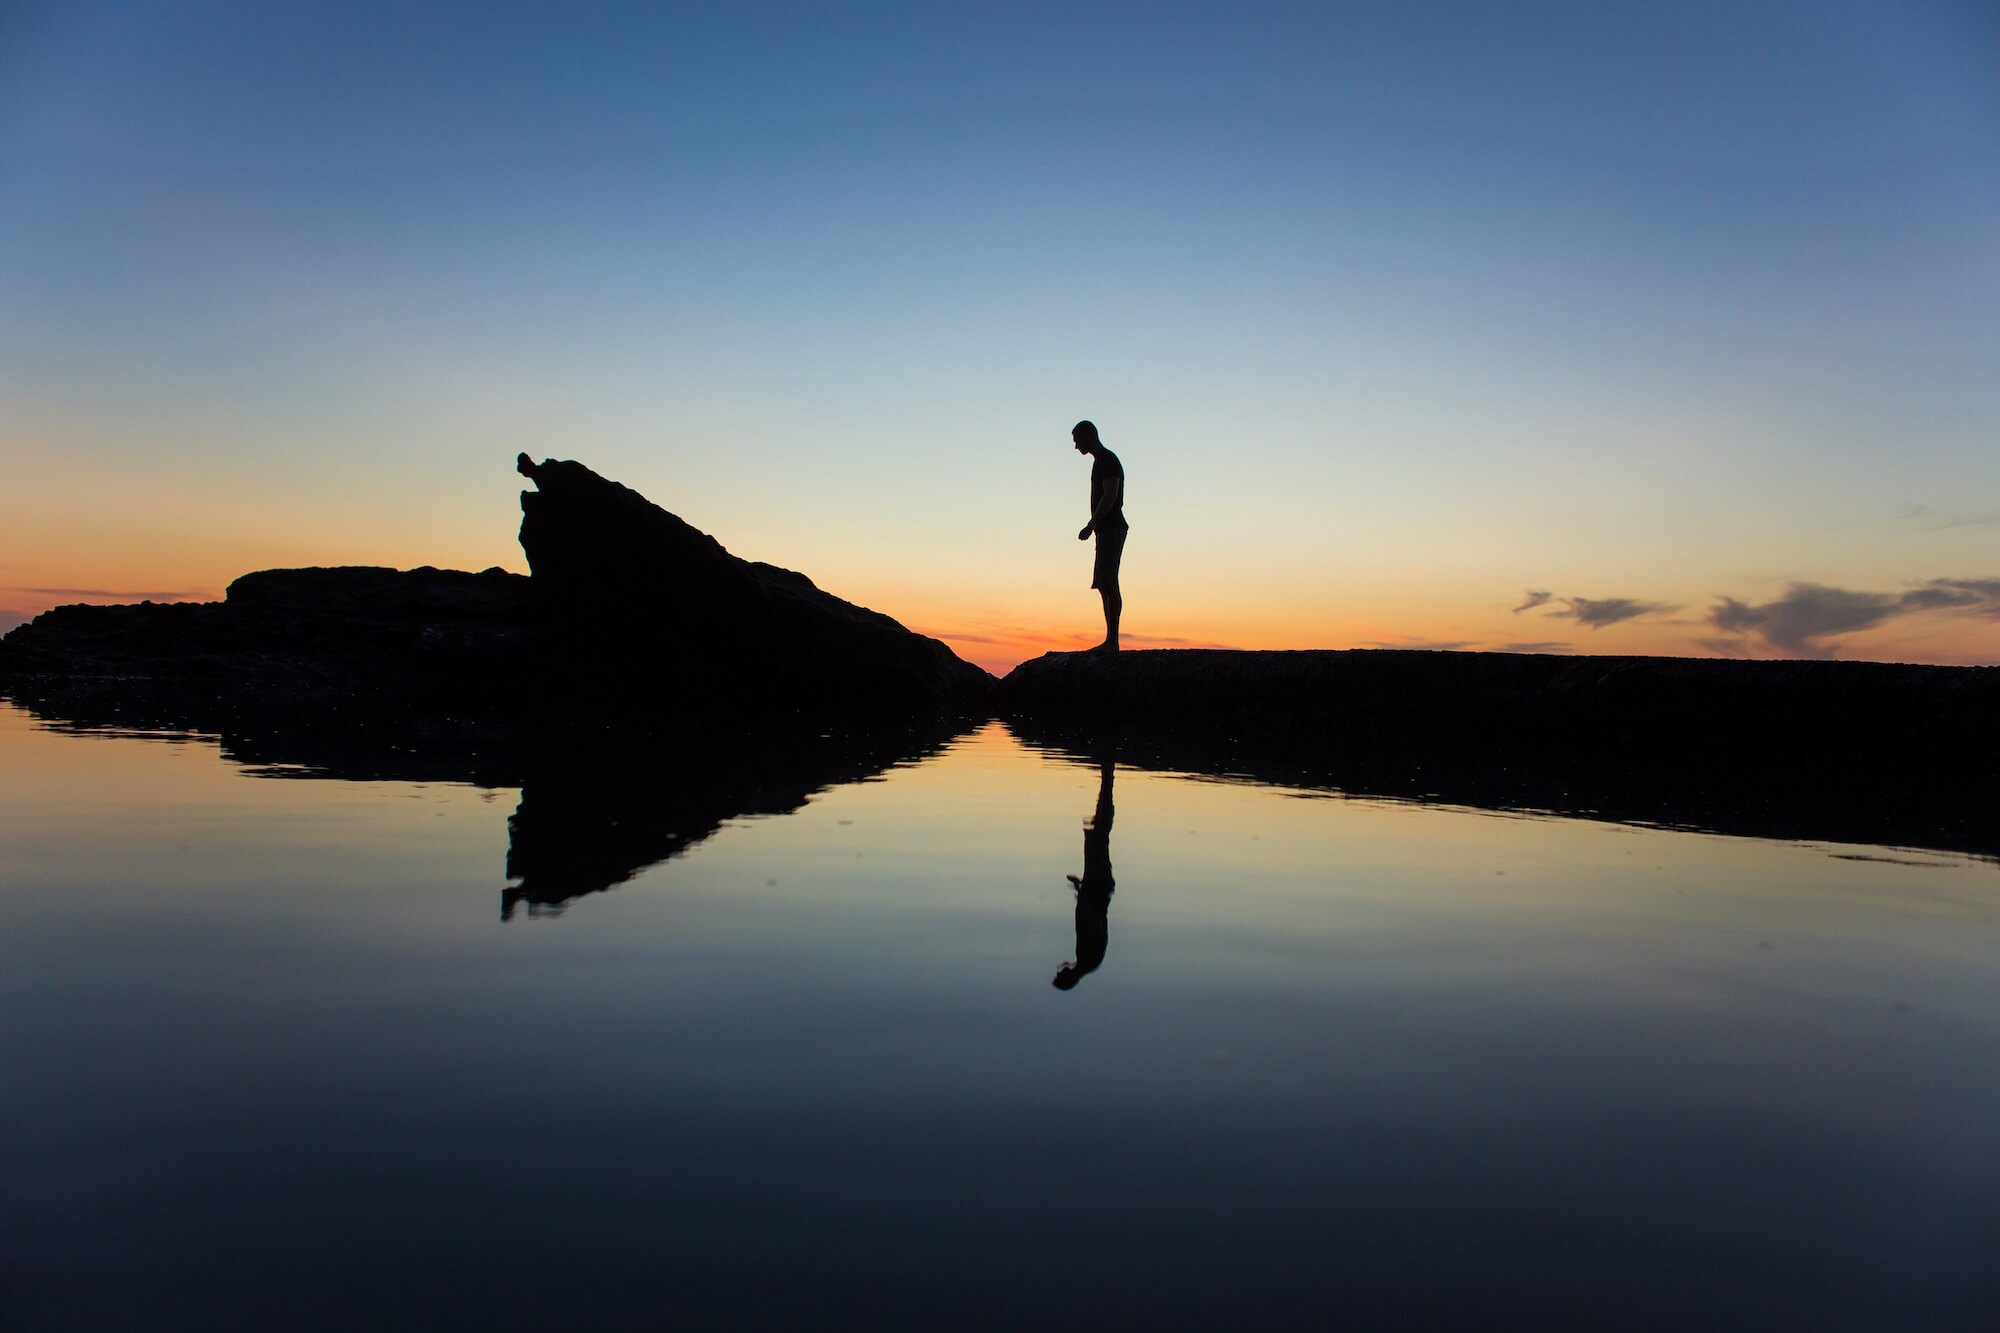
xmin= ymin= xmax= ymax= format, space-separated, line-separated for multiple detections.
xmin=0 ymin=457 xmax=993 ymax=717
xmin=511 ymin=453 xmax=992 ymax=710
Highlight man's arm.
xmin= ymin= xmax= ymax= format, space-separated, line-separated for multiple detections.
xmin=1079 ymin=476 xmax=1122 ymax=540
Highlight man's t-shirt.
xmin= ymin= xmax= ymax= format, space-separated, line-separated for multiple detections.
xmin=1089 ymin=448 xmax=1129 ymax=532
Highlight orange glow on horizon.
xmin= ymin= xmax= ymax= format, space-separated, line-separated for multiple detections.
xmin=6 ymin=542 xmax=1998 ymax=676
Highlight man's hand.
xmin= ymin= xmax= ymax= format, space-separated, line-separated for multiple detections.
xmin=1078 ymin=524 xmax=1093 ymax=541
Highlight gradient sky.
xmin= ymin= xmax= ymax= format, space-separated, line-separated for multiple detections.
xmin=3 ymin=0 xmax=1995 ymax=672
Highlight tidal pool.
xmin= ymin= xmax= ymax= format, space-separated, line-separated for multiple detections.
xmin=2 ymin=700 xmax=1996 ymax=1329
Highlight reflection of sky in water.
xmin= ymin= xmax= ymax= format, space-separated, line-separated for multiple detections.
xmin=3 ymin=705 xmax=1998 ymax=1329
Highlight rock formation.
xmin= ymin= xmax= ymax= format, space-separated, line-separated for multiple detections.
xmin=510 ymin=453 xmax=991 ymax=711
xmin=996 ymin=647 xmax=2000 ymax=858
xmin=0 ymin=456 xmax=994 ymax=717
xmin=5 ymin=457 xmax=1997 ymax=862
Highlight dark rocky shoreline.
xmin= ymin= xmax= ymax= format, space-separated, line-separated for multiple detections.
xmin=994 ymin=646 xmax=1998 ymax=766
xmin=0 ymin=456 xmax=993 ymax=719
xmin=7 ymin=639 xmax=1997 ymax=865
xmin=998 ymin=648 xmax=2000 ymax=860
xmin=3 ymin=456 xmax=1995 ymax=863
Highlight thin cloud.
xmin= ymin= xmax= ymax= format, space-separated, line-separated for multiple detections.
xmin=1364 ymin=638 xmax=1474 ymax=651
xmin=1706 ymin=578 xmax=2000 ymax=656
xmin=1928 ymin=577 xmax=2000 ymax=614
xmin=1557 ymin=596 xmax=1677 ymax=629
xmin=1498 ymin=641 xmax=1570 ymax=653
xmin=0 ymin=610 xmax=28 ymax=636
xmin=15 ymin=586 xmax=198 ymax=601
xmin=1512 ymin=589 xmax=1553 ymax=613
xmin=1903 ymin=505 xmax=2000 ymax=532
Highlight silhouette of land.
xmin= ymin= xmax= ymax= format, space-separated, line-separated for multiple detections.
xmin=1001 ymin=649 xmax=2000 ymax=860
xmin=3 ymin=459 xmax=1996 ymax=863
xmin=0 ymin=456 xmax=992 ymax=718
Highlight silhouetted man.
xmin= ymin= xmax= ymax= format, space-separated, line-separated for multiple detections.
xmin=1054 ymin=758 xmax=1116 ymax=991
xmin=1072 ymin=420 xmax=1126 ymax=652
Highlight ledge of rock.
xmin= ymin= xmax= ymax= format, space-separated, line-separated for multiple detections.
xmin=996 ymin=647 xmax=1996 ymax=749
xmin=995 ymin=647 xmax=2000 ymax=855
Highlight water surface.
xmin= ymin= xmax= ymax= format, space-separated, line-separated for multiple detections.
xmin=3 ymin=701 xmax=1997 ymax=1329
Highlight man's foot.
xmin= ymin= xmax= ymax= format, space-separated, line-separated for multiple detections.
xmin=1086 ymin=640 xmax=1119 ymax=653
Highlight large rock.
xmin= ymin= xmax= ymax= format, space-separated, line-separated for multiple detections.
xmin=995 ymin=647 xmax=1997 ymax=755
xmin=0 ymin=565 xmax=542 ymax=703
xmin=0 ymin=456 xmax=993 ymax=718
xmin=996 ymin=647 xmax=2000 ymax=857
xmin=511 ymin=453 xmax=992 ymax=711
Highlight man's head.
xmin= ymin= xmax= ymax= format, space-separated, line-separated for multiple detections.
xmin=1071 ymin=420 xmax=1100 ymax=454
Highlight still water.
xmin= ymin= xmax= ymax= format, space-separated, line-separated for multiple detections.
xmin=3 ymin=699 xmax=1997 ymax=1329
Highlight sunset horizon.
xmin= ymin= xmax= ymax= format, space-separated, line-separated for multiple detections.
xmin=6 ymin=6 xmax=1998 ymax=1322
xmin=5 ymin=1 xmax=1993 ymax=676
xmin=5 ymin=453 xmax=1996 ymax=677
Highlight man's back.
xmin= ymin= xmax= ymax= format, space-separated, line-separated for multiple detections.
xmin=1089 ymin=447 xmax=1128 ymax=531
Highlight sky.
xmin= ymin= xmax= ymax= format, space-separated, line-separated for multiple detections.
xmin=2 ymin=0 xmax=1995 ymax=673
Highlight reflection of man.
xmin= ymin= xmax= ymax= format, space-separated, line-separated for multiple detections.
xmin=1071 ymin=420 xmax=1126 ymax=653
xmin=1054 ymin=759 xmax=1116 ymax=990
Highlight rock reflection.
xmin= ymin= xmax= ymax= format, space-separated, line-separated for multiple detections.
xmin=1054 ymin=757 xmax=1117 ymax=990
xmin=1004 ymin=715 xmax=2000 ymax=863
xmin=0 ymin=681 xmax=974 ymax=919
xmin=502 ymin=720 xmax=963 ymax=919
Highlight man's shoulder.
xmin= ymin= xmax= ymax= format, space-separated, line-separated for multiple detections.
xmin=1092 ymin=447 xmax=1124 ymax=476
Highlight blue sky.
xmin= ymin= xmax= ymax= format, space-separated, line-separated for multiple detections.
xmin=2 ymin=1 xmax=1995 ymax=666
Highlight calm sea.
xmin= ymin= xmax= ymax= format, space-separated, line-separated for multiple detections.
xmin=3 ymin=699 xmax=1997 ymax=1330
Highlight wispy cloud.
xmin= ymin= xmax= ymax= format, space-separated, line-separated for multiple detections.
xmin=0 ymin=610 xmax=29 ymax=636
xmin=1516 ymin=587 xmax=1677 ymax=630
xmin=1364 ymin=638 xmax=1474 ymax=651
xmin=1903 ymin=505 xmax=2000 ymax=532
xmin=12 ymin=586 xmax=198 ymax=601
xmin=1929 ymin=577 xmax=2000 ymax=609
xmin=1706 ymin=578 xmax=2000 ymax=656
xmin=1121 ymin=632 xmax=1243 ymax=649
xmin=1556 ymin=596 xmax=1678 ymax=629
xmin=1498 ymin=641 xmax=1570 ymax=653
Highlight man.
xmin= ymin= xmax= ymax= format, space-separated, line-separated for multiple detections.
xmin=1071 ymin=419 xmax=1127 ymax=653
xmin=1053 ymin=756 xmax=1117 ymax=991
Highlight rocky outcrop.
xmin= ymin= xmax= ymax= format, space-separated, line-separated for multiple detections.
xmin=0 ymin=456 xmax=993 ymax=717
xmin=511 ymin=453 xmax=991 ymax=711
xmin=0 ymin=566 xmax=543 ymax=702
xmin=997 ymin=648 xmax=2000 ymax=858
xmin=995 ymin=647 xmax=1996 ymax=752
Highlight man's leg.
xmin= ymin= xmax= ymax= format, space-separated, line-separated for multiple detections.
xmin=1089 ymin=529 xmax=1124 ymax=652
xmin=1097 ymin=583 xmax=1121 ymax=651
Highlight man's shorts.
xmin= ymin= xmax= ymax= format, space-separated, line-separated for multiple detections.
xmin=1091 ymin=525 xmax=1128 ymax=590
